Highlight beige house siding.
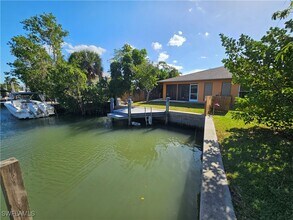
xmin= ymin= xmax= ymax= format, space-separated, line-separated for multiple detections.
xmin=161 ymin=79 xmax=239 ymax=103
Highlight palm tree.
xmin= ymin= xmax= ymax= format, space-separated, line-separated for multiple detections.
xmin=4 ymin=76 xmax=20 ymax=91
xmin=68 ymin=50 xmax=103 ymax=84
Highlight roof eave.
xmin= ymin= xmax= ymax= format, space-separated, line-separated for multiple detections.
xmin=159 ymin=77 xmax=232 ymax=83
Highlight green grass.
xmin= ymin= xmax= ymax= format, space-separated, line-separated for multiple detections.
xmin=133 ymin=101 xmax=205 ymax=114
xmin=213 ymin=112 xmax=292 ymax=220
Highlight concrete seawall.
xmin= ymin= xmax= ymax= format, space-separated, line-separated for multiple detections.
xmin=166 ymin=112 xmax=236 ymax=219
xmin=200 ymin=116 xmax=236 ymax=220
xmin=168 ymin=111 xmax=205 ymax=129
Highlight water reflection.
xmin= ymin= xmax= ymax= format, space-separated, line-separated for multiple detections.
xmin=1 ymin=106 xmax=202 ymax=220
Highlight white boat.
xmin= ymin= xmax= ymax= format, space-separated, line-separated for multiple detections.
xmin=4 ymin=92 xmax=55 ymax=119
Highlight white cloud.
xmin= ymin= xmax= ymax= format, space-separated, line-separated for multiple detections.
xmin=200 ymin=56 xmax=207 ymax=59
xmin=204 ymin=32 xmax=210 ymax=37
xmin=167 ymin=63 xmax=183 ymax=71
xmin=188 ymin=8 xmax=193 ymax=12
xmin=178 ymin=31 xmax=183 ymax=35
xmin=168 ymin=34 xmax=186 ymax=47
xmin=173 ymin=60 xmax=178 ymax=63
xmin=158 ymin=52 xmax=169 ymax=62
xmin=63 ymin=42 xmax=106 ymax=55
xmin=151 ymin=42 xmax=162 ymax=51
xmin=183 ymin=68 xmax=206 ymax=75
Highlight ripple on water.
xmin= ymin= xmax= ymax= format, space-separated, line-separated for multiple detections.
xmin=1 ymin=108 xmax=202 ymax=220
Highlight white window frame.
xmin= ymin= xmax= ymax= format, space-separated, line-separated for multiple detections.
xmin=189 ymin=84 xmax=198 ymax=102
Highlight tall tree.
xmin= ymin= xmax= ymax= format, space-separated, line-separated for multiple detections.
xmin=134 ymin=62 xmax=159 ymax=102
xmin=109 ymin=61 xmax=124 ymax=99
xmin=7 ymin=35 xmax=53 ymax=93
xmin=50 ymin=61 xmax=87 ymax=114
xmin=7 ymin=13 xmax=68 ymax=94
xmin=68 ymin=50 xmax=103 ymax=84
xmin=21 ymin=13 xmax=68 ymax=62
xmin=109 ymin=44 xmax=147 ymax=98
xmin=156 ymin=61 xmax=180 ymax=80
xmin=220 ymin=3 xmax=293 ymax=130
xmin=6 ymin=13 xmax=95 ymax=115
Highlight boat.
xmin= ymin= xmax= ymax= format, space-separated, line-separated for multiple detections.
xmin=4 ymin=92 xmax=55 ymax=119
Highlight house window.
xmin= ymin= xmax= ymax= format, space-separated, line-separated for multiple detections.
xmin=239 ymin=85 xmax=249 ymax=98
xmin=204 ymin=82 xmax=213 ymax=98
xmin=189 ymin=84 xmax=198 ymax=101
xmin=222 ymin=82 xmax=231 ymax=96
xmin=166 ymin=84 xmax=177 ymax=100
xmin=178 ymin=84 xmax=189 ymax=101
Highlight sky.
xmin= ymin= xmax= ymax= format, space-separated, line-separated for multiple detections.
xmin=0 ymin=0 xmax=290 ymax=83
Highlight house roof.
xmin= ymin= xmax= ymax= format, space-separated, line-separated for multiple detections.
xmin=158 ymin=66 xmax=232 ymax=83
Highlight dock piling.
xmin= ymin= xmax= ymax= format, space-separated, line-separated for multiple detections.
xmin=0 ymin=157 xmax=33 ymax=220
xmin=144 ymin=107 xmax=147 ymax=125
xmin=128 ymin=98 xmax=132 ymax=126
xmin=110 ymin=98 xmax=114 ymax=113
xmin=165 ymin=97 xmax=170 ymax=125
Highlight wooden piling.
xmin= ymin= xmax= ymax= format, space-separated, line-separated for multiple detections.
xmin=204 ymin=96 xmax=212 ymax=116
xmin=128 ymin=98 xmax=132 ymax=126
xmin=165 ymin=97 xmax=170 ymax=125
xmin=110 ymin=98 xmax=114 ymax=113
xmin=0 ymin=157 xmax=33 ymax=220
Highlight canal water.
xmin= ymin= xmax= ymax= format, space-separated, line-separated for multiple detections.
xmin=0 ymin=107 xmax=202 ymax=220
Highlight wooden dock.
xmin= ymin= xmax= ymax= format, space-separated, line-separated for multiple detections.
xmin=107 ymin=98 xmax=170 ymax=125
xmin=108 ymin=107 xmax=166 ymax=119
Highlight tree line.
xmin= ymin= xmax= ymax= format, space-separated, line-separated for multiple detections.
xmin=3 ymin=13 xmax=180 ymax=114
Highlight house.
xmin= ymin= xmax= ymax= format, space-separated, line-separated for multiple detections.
xmin=159 ymin=66 xmax=240 ymax=103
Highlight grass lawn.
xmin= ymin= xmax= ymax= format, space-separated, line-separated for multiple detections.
xmin=133 ymin=101 xmax=205 ymax=114
xmin=213 ymin=112 xmax=292 ymax=220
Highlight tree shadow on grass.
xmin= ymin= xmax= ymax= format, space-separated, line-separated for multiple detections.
xmin=220 ymin=126 xmax=292 ymax=220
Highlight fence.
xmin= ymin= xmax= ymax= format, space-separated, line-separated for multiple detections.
xmin=120 ymin=90 xmax=145 ymax=103
xmin=204 ymin=96 xmax=232 ymax=115
xmin=120 ymin=85 xmax=163 ymax=103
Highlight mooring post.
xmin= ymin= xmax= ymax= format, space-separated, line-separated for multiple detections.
xmin=128 ymin=98 xmax=132 ymax=126
xmin=204 ymin=98 xmax=207 ymax=116
xmin=110 ymin=98 xmax=114 ymax=113
xmin=165 ymin=97 xmax=170 ymax=125
xmin=0 ymin=157 xmax=33 ymax=220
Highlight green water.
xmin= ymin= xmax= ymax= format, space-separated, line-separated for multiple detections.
xmin=0 ymin=107 xmax=202 ymax=220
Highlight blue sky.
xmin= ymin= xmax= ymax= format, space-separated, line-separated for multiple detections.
xmin=1 ymin=0 xmax=289 ymax=82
